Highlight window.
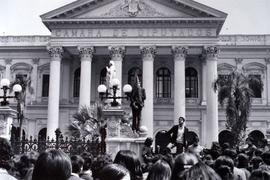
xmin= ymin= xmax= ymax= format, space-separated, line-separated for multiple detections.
xmin=249 ymin=74 xmax=262 ymax=98
xmin=15 ymin=74 xmax=27 ymax=82
xmin=156 ymin=67 xmax=171 ymax=98
xmin=100 ymin=68 xmax=107 ymax=85
xmin=73 ymin=68 xmax=80 ymax=97
xmin=42 ymin=74 xmax=50 ymax=97
xmin=128 ymin=67 xmax=142 ymax=86
xmin=185 ymin=67 xmax=198 ymax=98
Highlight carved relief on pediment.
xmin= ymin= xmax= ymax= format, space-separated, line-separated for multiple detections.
xmin=101 ymin=0 xmax=165 ymax=17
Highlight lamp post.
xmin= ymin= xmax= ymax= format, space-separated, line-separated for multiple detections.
xmin=0 ymin=78 xmax=22 ymax=106
xmin=97 ymin=78 xmax=132 ymax=107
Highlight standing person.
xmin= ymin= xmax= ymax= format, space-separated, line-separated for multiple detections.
xmin=130 ymin=74 xmax=146 ymax=132
xmin=166 ymin=116 xmax=189 ymax=154
xmin=106 ymin=60 xmax=116 ymax=94
xmin=0 ymin=137 xmax=17 ymax=180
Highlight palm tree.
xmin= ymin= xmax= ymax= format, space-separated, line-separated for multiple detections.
xmin=10 ymin=75 xmax=33 ymax=140
xmin=213 ymin=70 xmax=263 ymax=146
xmin=68 ymin=104 xmax=104 ymax=140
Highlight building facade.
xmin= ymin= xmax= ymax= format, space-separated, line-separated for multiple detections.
xmin=0 ymin=0 xmax=270 ymax=146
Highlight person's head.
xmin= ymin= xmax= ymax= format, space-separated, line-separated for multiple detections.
xmin=236 ymin=153 xmax=249 ymax=169
xmin=70 ymin=155 xmax=84 ymax=174
xmin=80 ymin=152 xmax=93 ymax=171
xmin=99 ymin=163 xmax=130 ymax=180
xmin=182 ymin=162 xmax=221 ymax=180
xmin=0 ymin=137 xmax=13 ymax=170
xmin=250 ymin=156 xmax=263 ymax=170
xmin=144 ymin=137 xmax=153 ymax=147
xmin=114 ymin=150 xmax=142 ymax=180
xmin=261 ymin=150 xmax=270 ymax=165
xmin=246 ymin=136 xmax=254 ymax=145
xmin=146 ymin=160 xmax=171 ymax=180
xmin=214 ymin=156 xmax=234 ymax=180
xmin=222 ymin=149 xmax=237 ymax=160
xmin=91 ymin=154 xmax=113 ymax=179
xmin=171 ymin=152 xmax=199 ymax=180
xmin=178 ymin=117 xmax=185 ymax=127
xmin=249 ymin=169 xmax=270 ymax=180
xmin=32 ymin=149 xmax=72 ymax=180
xmin=192 ymin=136 xmax=199 ymax=146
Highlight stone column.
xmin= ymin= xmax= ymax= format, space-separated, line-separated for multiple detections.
xmin=31 ymin=58 xmax=39 ymax=103
xmin=172 ymin=46 xmax=187 ymax=124
xmin=266 ymin=58 xmax=270 ymax=104
xmin=78 ymin=46 xmax=94 ymax=108
xmin=141 ymin=46 xmax=156 ymax=137
xmin=108 ymin=46 xmax=125 ymax=104
xmin=201 ymin=57 xmax=207 ymax=105
xmin=4 ymin=59 xmax=12 ymax=80
xmin=204 ymin=46 xmax=219 ymax=148
xmin=46 ymin=47 xmax=63 ymax=139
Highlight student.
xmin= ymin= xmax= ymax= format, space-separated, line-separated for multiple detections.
xmin=32 ymin=149 xmax=72 ymax=180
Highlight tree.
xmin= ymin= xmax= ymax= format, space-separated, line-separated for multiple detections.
xmin=213 ymin=70 xmax=263 ymax=146
xmin=68 ymin=104 xmax=104 ymax=140
xmin=10 ymin=75 xmax=33 ymax=140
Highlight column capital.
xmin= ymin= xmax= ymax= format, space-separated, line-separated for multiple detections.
xmin=32 ymin=58 xmax=40 ymax=65
xmin=172 ymin=46 xmax=188 ymax=60
xmin=78 ymin=46 xmax=94 ymax=59
xmin=47 ymin=46 xmax=63 ymax=59
xmin=203 ymin=46 xmax=219 ymax=59
xmin=265 ymin=58 xmax=270 ymax=65
xmin=108 ymin=46 xmax=125 ymax=59
xmin=235 ymin=58 xmax=243 ymax=64
xmin=4 ymin=58 xmax=12 ymax=65
xmin=140 ymin=46 xmax=156 ymax=59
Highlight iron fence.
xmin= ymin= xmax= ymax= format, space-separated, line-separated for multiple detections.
xmin=10 ymin=129 xmax=105 ymax=157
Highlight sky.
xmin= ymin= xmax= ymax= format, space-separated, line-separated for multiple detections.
xmin=0 ymin=0 xmax=269 ymax=36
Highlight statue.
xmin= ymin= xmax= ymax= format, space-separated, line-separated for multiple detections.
xmin=106 ymin=60 xmax=116 ymax=95
xmin=130 ymin=74 xmax=146 ymax=132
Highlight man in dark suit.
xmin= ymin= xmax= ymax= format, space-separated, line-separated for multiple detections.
xmin=167 ymin=116 xmax=189 ymax=154
xmin=130 ymin=75 xmax=146 ymax=132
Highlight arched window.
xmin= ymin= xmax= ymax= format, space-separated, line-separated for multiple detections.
xmin=249 ymin=74 xmax=262 ymax=98
xmin=100 ymin=68 xmax=107 ymax=85
xmin=156 ymin=67 xmax=171 ymax=98
xmin=128 ymin=67 xmax=142 ymax=86
xmin=185 ymin=67 xmax=198 ymax=98
xmin=73 ymin=68 xmax=80 ymax=97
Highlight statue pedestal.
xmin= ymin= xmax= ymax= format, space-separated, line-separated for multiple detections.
xmin=0 ymin=106 xmax=17 ymax=140
xmin=103 ymin=107 xmax=146 ymax=160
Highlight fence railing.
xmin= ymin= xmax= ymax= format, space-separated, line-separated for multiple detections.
xmin=10 ymin=129 xmax=105 ymax=156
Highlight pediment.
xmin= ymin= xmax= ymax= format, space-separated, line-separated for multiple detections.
xmin=41 ymin=0 xmax=227 ymax=19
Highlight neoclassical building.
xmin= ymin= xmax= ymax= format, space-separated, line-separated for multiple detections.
xmin=0 ymin=0 xmax=270 ymax=147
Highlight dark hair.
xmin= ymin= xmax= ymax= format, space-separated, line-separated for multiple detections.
xmin=249 ymin=169 xmax=270 ymax=180
xmin=114 ymin=150 xmax=143 ymax=180
xmin=214 ymin=156 xmax=234 ymax=180
xmin=261 ymin=151 xmax=270 ymax=165
xmin=144 ymin=137 xmax=153 ymax=146
xmin=0 ymin=137 xmax=13 ymax=170
xmin=250 ymin=156 xmax=263 ymax=170
xmin=91 ymin=154 xmax=113 ymax=179
xmin=222 ymin=149 xmax=237 ymax=160
xmin=32 ymin=149 xmax=72 ymax=180
xmin=171 ymin=153 xmax=199 ymax=180
xmin=70 ymin=155 xmax=84 ymax=174
xmin=178 ymin=117 xmax=186 ymax=122
xmin=99 ymin=163 xmax=130 ymax=180
xmin=237 ymin=153 xmax=249 ymax=169
xmin=80 ymin=152 xmax=93 ymax=171
xmin=183 ymin=162 xmax=221 ymax=180
xmin=146 ymin=160 xmax=171 ymax=180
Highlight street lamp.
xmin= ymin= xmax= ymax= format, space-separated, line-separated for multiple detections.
xmin=97 ymin=78 xmax=132 ymax=107
xmin=0 ymin=78 xmax=22 ymax=106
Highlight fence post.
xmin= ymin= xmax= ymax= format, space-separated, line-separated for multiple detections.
xmin=55 ymin=128 xmax=61 ymax=150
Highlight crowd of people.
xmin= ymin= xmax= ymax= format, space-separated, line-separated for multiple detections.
xmin=0 ymin=124 xmax=270 ymax=180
